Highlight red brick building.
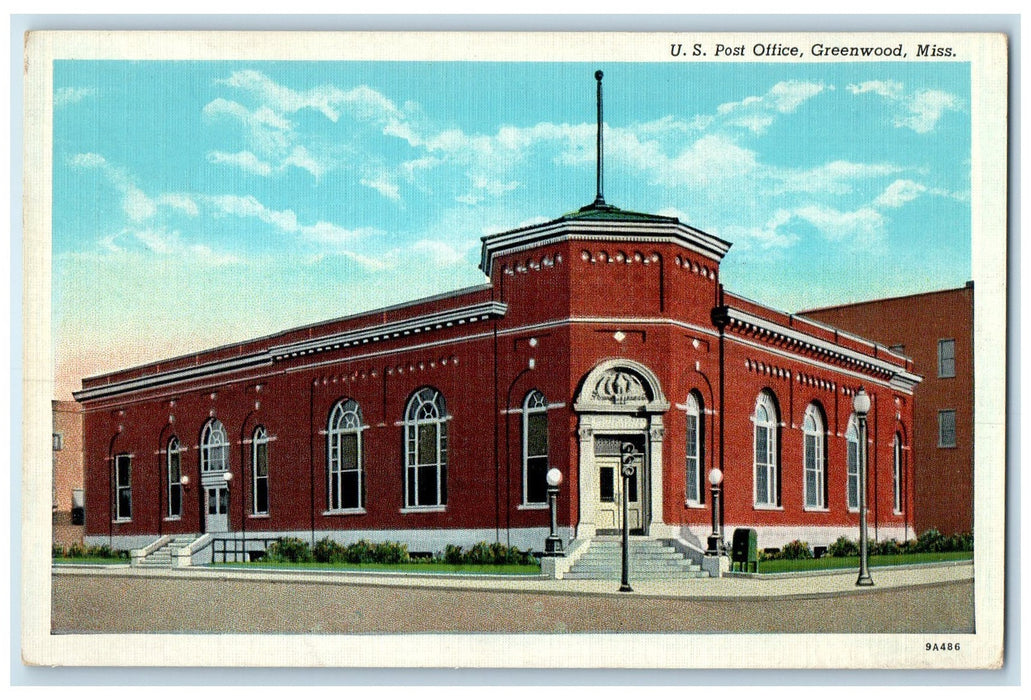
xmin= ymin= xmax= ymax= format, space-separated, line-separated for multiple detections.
xmin=74 ymin=199 xmax=921 ymax=558
xmin=802 ymin=283 xmax=974 ymax=535
xmin=52 ymin=400 xmax=84 ymax=546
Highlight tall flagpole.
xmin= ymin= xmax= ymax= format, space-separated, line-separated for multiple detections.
xmin=594 ymin=70 xmax=605 ymax=207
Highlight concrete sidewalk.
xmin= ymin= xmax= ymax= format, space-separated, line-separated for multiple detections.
xmin=53 ymin=559 xmax=974 ymax=600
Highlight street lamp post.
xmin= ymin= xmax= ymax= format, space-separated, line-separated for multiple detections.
xmin=619 ymin=443 xmax=636 ymax=593
xmin=543 ymin=468 xmax=564 ymax=556
xmin=853 ymin=387 xmax=874 ymax=587
xmin=706 ymin=468 xmax=724 ymax=556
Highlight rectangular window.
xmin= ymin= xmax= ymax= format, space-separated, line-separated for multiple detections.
xmin=938 ymin=339 xmax=956 ymax=378
xmin=846 ymin=440 xmax=859 ymax=510
xmin=599 ymin=465 xmax=615 ymax=502
xmin=114 ymin=454 xmax=131 ymax=520
xmin=329 ymin=432 xmax=361 ymax=511
xmin=893 ymin=436 xmax=904 ymax=514
xmin=253 ymin=440 xmax=269 ymax=515
xmin=938 ymin=410 xmax=957 ymax=448
xmin=53 ymin=433 xmax=63 ymax=451
xmin=524 ymin=412 xmax=548 ymax=504
xmin=804 ymin=434 xmax=823 ymax=508
xmin=685 ymin=414 xmax=700 ymax=504
xmin=168 ymin=448 xmax=182 ymax=518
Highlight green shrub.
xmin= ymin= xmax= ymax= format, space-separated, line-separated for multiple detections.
xmin=871 ymin=539 xmax=903 ymax=556
xmin=374 ymin=541 xmax=410 ymax=564
xmin=313 ymin=537 xmax=346 ymax=563
xmin=344 ymin=539 xmax=376 ymax=564
xmin=913 ymin=529 xmax=948 ymax=553
xmin=265 ymin=537 xmax=313 ymax=563
xmin=948 ymin=532 xmax=974 ymax=551
xmin=66 ymin=542 xmax=86 ymax=558
xmin=52 ymin=543 xmax=65 ymax=558
xmin=780 ymin=540 xmax=814 ymax=560
xmin=827 ymin=535 xmax=859 ymax=558
xmin=443 ymin=544 xmax=464 ymax=564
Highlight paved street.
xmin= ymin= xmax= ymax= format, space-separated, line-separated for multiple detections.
xmin=51 ymin=564 xmax=974 ymax=634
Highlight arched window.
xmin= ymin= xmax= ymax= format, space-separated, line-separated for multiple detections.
xmin=404 ymin=387 xmax=448 ymax=508
xmin=685 ymin=392 xmax=704 ymax=505
xmin=803 ymin=404 xmax=826 ymax=509
xmin=200 ymin=419 xmax=228 ymax=473
xmin=522 ymin=390 xmax=549 ymax=505
xmin=252 ymin=426 xmax=270 ymax=515
xmin=753 ymin=392 xmax=780 ymax=507
xmin=327 ymin=399 xmax=364 ymax=512
xmin=846 ymin=416 xmax=860 ymax=511
xmin=893 ymin=432 xmax=904 ymax=514
xmin=167 ymin=436 xmax=182 ymax=518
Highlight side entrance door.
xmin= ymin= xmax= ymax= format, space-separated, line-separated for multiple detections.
xmin=205 ymin=486 xmax=229 ymax=533
xmin=594 ymin=434 xmax=645 ymax=535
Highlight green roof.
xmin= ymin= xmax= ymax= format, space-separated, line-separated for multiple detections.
xmin=558 ymin=201 xmax=680 ymax=224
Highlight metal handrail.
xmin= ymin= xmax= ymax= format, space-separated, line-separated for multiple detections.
xmin=210 ymin=536 xmax=278 ymax=564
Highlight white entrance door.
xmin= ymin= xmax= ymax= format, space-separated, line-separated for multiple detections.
xmin=205 ymin=486 xmax=229 ymax=533
xmin=595 ymin=436 xmax=644 ymax=534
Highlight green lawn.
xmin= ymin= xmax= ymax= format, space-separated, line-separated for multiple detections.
xmin=53 ymin=556 xmax=129 ymax=565
xmin=757 ymin=551 xmax=973 ymax=574
xmin=207 ymin=560 xmax=543 ymax=575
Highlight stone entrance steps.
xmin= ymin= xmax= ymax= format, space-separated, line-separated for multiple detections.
xmin=564 ymin=538 xmax=709 ymax=580
xmin=136 ymin=534 xmax=199 ymax=568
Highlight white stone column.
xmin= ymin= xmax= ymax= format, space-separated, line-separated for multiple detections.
xmin=647 ymin=418 xmax=669 ymax=536
xmin=575 ymin=420 xmax=596 ymax=540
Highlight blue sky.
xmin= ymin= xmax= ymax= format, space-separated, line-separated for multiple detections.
xmin=52 ymin=60 xmax=971 ymax=398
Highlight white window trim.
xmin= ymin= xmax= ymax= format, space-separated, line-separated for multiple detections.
xmin=521 ymin=389 xmax=549 ymax=507
xmin=802 ymin=405 xmax=826 ymax=510
xmin=846 ymin=416 xmax=861 ymax=511
xmin=400 ymin=505 xmax=447 ymax=514
xmin=893 ymin=433 xmax=904 ymax=515
xmin=938 ymin=410 xmax=957 ymax=448
xmin=114 ymin=453 xmax=132 ymax=522
xmin=328 ymin=399 xmax=365 ymax=512
xmin=167 ymin=437 xmax=183 ymax=519
xmin=252 ymin=426 xmax=270 ymax=516
xmin=685 ymin=392 xmax=703 ymax=506
xmin=200 ymin=419 xmax=229 ymax=473
xmin=752 ymin=393 xmax=779 ymax=507
xmin=321 ymin=508 xmax=367 ymax=517
xmin=403 ymin=388 xmax=448 ymax=509
xmin=937 ymin=338 xmax=956 ymax=378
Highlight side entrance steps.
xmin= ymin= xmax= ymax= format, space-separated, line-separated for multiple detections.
xmin=133 ymin=534 xmax=200 ymax=568
xmin=563 ymin=537 xmax=710 ymax=580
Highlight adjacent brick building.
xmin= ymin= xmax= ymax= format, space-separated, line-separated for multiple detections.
xmin=802 ymin=282 xmax=974 ymax=535
xmin=52 ymin=400 xmax=84 ymax=546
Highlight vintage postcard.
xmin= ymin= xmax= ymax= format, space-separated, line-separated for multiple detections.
xmin=22 ymin=30 xmax=1007 ymax=669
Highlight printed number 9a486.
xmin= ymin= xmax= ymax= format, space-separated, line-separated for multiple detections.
xmin=926 ymin=642 xmax=960 ymax=651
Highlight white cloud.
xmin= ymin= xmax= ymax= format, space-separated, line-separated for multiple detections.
xmin=848 ymin=81 xmax=962 ymax=133
xmin=54 ymin=86 xmax=96 ymax=107
xmin=775 ymin=160 xmax=903 ymax=195
xmin=207 ymin=150 xmax=273 ymax=176
xmin=896 ymin=89 xmax=962 ymax=134
xmin=282 ymin=146 xmax=325 ymax=179
xmin=792 ymin=204 xmax=884 ymax=242
xmin=717 ymin=81 xmax=827 ymax=134
xmin=410 ymin=239 xmax=471 ymax=267
xmin=722 ymin=211 xmax=799 ymax=250
xmin=873 ymin=179 xmax=927 ymax=208
xmin=157 ymin=193 xmax=200 ymax=217
xmin=362 ymin=175 xmax=401 ymax=201
xmin=847 ymin=80 xmax=904 ymax=99
xmin=70 ymin=152 xmax=107 ymax=168
xmin=206 ymin=194 xmax=299 ymax=232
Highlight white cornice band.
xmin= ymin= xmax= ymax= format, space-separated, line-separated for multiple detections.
xmin=75 ymin=302 xmax=508 ymax=403
xmin=480 ymin=219 xmax=732 ymax=275
xmin=719 ymin=306 xmax=922 ymax=391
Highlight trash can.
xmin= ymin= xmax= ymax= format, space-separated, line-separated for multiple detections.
xmin=730 ymin=528 xmax=758 ymax=572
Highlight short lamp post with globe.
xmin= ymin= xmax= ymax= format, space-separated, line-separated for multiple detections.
xmin=543 ymin=468 xmax=564 ymax=556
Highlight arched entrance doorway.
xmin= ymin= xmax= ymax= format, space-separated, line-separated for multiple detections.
xmin=573 ymin=359 xmax=670 ymax=539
